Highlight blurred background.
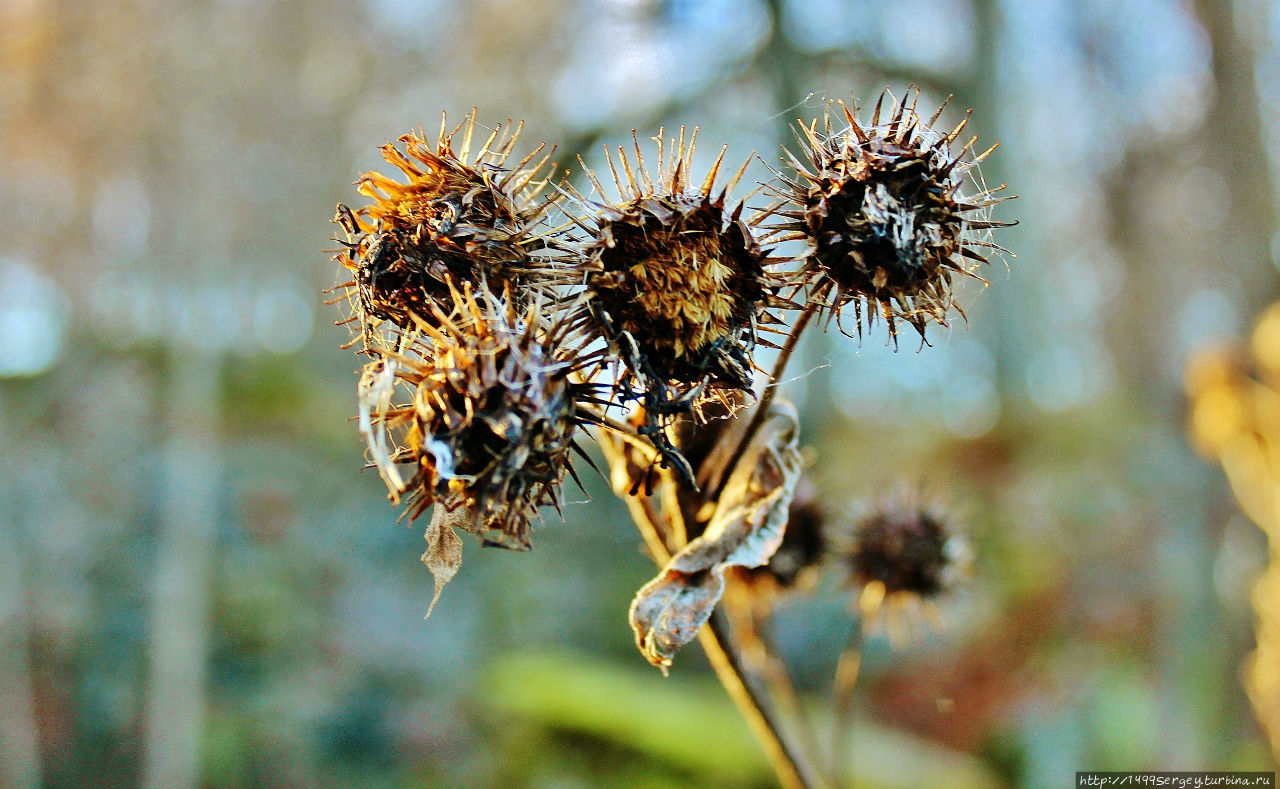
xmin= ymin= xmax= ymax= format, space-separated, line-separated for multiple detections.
xmin=1 ymin=0 xmax=1277 ymax=786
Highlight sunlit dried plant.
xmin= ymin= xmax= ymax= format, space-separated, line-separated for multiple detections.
xmin=333 ymin=110 xmax=559 ymax=333
xmin=1187 ymin=303 xmax=1280 ymax=759
xmin=554 ymin=128 xmax=786 ymax=481
xmin=765 ymin=87 xmax=1013 ymax=340
xmin=835 ymin=491 xmax=971 ymax=641
xmin=739 ymin=480 xmax=828 ymax=595
xmin=357 ymin=282 xmax=590 ymax=611
xmin=331 ymin=90 xmax=1013 ymax=789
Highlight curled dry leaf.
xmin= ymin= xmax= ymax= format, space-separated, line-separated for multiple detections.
xmin=628 ymin=402 xmax=802 ymax=673
xmin=357 ymin=358 xmax=407 ymax=499
xmin=422 ymin=505 xmax=469 ymax=617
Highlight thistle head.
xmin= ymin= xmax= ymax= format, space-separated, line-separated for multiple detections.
xmin=829 ymin=490 xmax=970 ymax=644
xmin=768 ymin=88 xmax=1013 ymax=340
xmin=357 ymin=283 xmax=581 ymax=551
xmin=333 ymin=110 xmax=558 ymax=332
xmin=560 ymin=128 xmax=779 ymax=479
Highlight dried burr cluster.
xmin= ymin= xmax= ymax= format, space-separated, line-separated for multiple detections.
xmin=330 ymin=89 xmax=1012 ymax=659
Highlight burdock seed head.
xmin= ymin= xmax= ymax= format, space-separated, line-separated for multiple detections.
xmin=826 ymin=491 xmax=971 ymax=646
xmin=558 ymin=128 xmax=780 ymax=480
xmin=767 ymin=87 xmax=1014 ymax=340
xmin=832 ymin=491 xmax=970 ymax=611
xmin=333 ymin=110 xmax=559 ymax=333
xmin=357 ymin=282 xmax=583 ymax=553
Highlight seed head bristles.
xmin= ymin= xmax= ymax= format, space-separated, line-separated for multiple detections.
xmin=552 ymin=127 xmax=789 ymax=485
xmin=829 ymin=488 xmax=971 ymax=647
xmin=357 ymin=282 xmax=596 ymax=590
xmin=765 ymin=86 xmax=1015 ymax=345
xmin=332 ymin=109 xmax=564 ymax=340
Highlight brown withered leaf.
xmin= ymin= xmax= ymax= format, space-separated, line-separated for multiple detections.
xmin=422 ymin=504 xmax=471 ymax=617
xmin=357 ymin=358 xmax=407 ymax=500
xmin=628 ymin=402 xmax=802 ymax=673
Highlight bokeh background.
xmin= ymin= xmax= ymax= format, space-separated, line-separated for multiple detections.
xmin=2 ymin=0 xmax=1277 ymax=786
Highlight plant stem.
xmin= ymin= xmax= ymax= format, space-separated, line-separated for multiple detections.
xmin=596 ymin=430 xmax=671 ymax=558
xmin=603 ymin=431 xmax=819 ymax=789
xmin=700 ymin=612 xmax=821 ymax=789
xmin=829 ymin=617 xmax=865 ymax=788
xmin=754 ymin=612 xmax=827 ymax=781
xmin=708 ymin=298 xmax=820 ymax=502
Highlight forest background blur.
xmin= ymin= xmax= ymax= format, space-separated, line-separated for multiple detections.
xmin=0 ymin=0 xmax=1275 ymax=787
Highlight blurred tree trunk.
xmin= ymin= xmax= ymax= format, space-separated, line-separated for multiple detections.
xmin=0 ymin=508 xmax=40 ymax=789
xmin=953 ymin=0 xmax=1022 ymax=428
xmin=962 ymin=0 xmax=1023 ymax=412
xmin=142 ymin=348 xmax=221 ymax=789
xmin=1189 ymin=0 xmax=1280 ymax=758
xmin=762 ymin=0 xmax=827 ymax=426
xmin=1109 ymin=0 xmax=1277 ymax=399
xmin=1193 ymin=0 xmax=1277 ymax=314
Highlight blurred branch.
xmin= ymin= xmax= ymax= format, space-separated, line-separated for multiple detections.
xmin=558 ymin=88 xmax=711 ymax=172
xmin=557 ymin=2 xmax=782 ymax=176
xmin=760 ymin=0 xmax=961 ymax=106
xmin=818 ymin=53 xmax=954 ymax=100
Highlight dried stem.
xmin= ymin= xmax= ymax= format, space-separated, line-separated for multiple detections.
xmin=699 ymin=613 xmax=821 ymax=789
xmin=829 ymin=619 xmax=865 ymax=788
xmin=601 ymin=429 xmax=820 ymax=789
xmin=708 ymin=294 xmax=822 ymax=502
xmin=758 ymin=617 xmax=828 ymax=780
xmin=725 ymin=593 xmax=827 ymax=783
xmin=596 ymin=430 xmax=671 ymax=560
xmin=579 ymin=404 xmax=658 ymax=456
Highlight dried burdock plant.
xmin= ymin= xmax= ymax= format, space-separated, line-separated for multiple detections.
xmin=357 ymin=282 xmax=590 ymax=611
xmin=765 ymin=87 xmax=1014 ymax=340
xmin=629 ymin=402 xmax=802 ymax=673
xmin=833 ymin=491 xmax=971 ymax=641
xmin=738 ymin=479 xmax=827 ymax=595
xmin=331 ymin=90 xmax=1013 ymax=789
xmin=333 ymin=110 xmax=559 ymax=334
xmin=554 ymin=128 xmax=787 ymax=482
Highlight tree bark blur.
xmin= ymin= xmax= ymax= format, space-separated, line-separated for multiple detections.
xmin=962 ymin=0 xmax=1022 ymax=409
xmin=1102 ymin=0 xmax=1278 ymax=765
xmin=1109 ymin=0 xmax=1277 ymax=399
xmin=141 ymin=348 xmax=221 ymax=789
xmin=1193 ymin=0 xmax=1277 ymax=311
xmin=0 ymin=491 xmax=41 ymax=789
xmin=1190 ymin=0 xmax=1280 ymax=758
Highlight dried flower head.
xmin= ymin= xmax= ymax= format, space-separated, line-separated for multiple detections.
xmin=559 ymin=128 xmax=780 ymax=479
xmin=333 ymin=110 xmax=558 ymax=332
xmin=357 ymin=283 xmax=586 ymax=610
xmin=768 ymin=87 xmax=1014 ymax=340
xmin=841 ymin=496 xmax=964 ymax=596
xmin=830 ymin=491 xmax=970 ymax=644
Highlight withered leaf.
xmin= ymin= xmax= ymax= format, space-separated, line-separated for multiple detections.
xmin=357 ymin=358 xmax=407 ymax=500
xmin=628 ymin=402 xmax=802 ymax=673
xmin=422 ymin=504 xmax=470 ymax=617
